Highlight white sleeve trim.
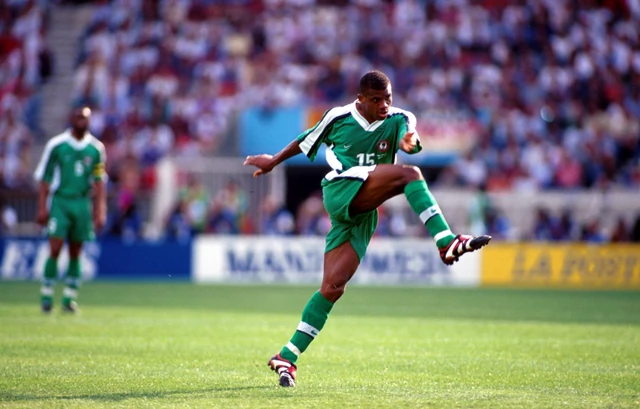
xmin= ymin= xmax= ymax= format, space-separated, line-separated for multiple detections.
xmin=389 ymin=107 xmax=417 ymax=133
xmin=299 ymin=104 xmax=351 ymax=155
xmin=33 ymin=133 xmax=68 ymax=182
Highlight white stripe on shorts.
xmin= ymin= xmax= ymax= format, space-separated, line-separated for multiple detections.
xmin=324 ymin=165 xmax=376 ymax=182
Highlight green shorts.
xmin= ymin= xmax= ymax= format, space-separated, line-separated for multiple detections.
xmin=47 ymin=195 xmax=95 ymax=242
xmin=321 ymin=166 xmax=378 ymax=260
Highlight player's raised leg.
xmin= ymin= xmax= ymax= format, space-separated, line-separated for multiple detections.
xmin=62 ymin=241 xmax=83 ymax=313
xmin=41 ymin=238 xmax=64 ymax=313
xmin=350 ymin=164 xmax=491 ymax=265
xmin=269 ymin=241 xmax=360 ymax=387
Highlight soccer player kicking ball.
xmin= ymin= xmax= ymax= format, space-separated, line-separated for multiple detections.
xmin=34 ymin=107 xmax=107 ymax=313
xmin=244 ymin=71 xmax=491 ymax=387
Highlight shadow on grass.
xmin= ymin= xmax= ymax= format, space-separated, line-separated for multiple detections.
xmin=2 ymin=385 xmax=280 ymax=402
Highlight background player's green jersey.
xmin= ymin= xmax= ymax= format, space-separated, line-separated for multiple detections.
xmin=34 ymin=130 xmax=106 ymax=198
xmin=296 ymin=101 xmax=421 ymax=178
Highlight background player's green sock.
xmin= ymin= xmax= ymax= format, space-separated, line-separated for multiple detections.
xmin=405 ymin=180 xmax=455 ymax=248
xmin=62 ymin=258 xmax=81 ymax=306
xmin=280 ymin=291 xmax=334 ymax=364
xmin=41 ymin=257 xmax=58 ymax=306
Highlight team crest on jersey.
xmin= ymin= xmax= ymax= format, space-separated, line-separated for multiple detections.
xmin=377 ymin=140 xmax=390 ymax=152
xmin=84 ymin=156 xmax=92 ymax=166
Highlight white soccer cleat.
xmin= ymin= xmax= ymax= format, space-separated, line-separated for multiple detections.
xmin=268 ymin=353 xmax=297 ymax=387
xmin=439 ymin=234 xmax=492 ymax=265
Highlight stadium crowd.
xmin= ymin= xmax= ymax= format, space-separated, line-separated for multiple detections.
xmin=0 ymin=0 xmax=52 ymax=190
xmin=1 ymin=0 xmax=639 ymax=242
xmin=71 ymin=0 xmax=640 ymax=192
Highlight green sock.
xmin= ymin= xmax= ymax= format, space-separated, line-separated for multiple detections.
xmin=280 ymin=291 xmax=334 ymax=364
xmin=41 ymin=258 xmax=58 ymax=306
xmin=404 ymin=180 xmax=455 ymax=248
xmin=62 ymin=258 xmax=81 ymax=306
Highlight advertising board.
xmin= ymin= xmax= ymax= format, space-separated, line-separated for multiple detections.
xmin=481 ymin=244 xmax=640 ymax=289
xmin=193 ymin=236 xmax=480 ymax=286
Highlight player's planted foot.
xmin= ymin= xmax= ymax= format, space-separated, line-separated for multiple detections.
xmin=268 ymin=353 xmax=297 ymax=387
xmin=439 ymin=234 xmax=492 ymax=265
xmin=62 ymin=300 xmax=79 ymax=313
xmin=41 ymin=301 xmax=52 ymax=313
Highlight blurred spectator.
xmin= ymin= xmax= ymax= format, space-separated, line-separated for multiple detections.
xmin=73 ymin=51 xmax=109 ymax=108
xmin=554 ymin=149 xmax=584 ymax=189
xmin=467 ymin=185 xmax=490 ymax=236
xmin=454 ymin=150 xmax=487 ymax=189
xmin=609 ymin=216 xmax=630 ymax=242
xmin=375 ymin=204 xmax=408 ymax=237
xmin=206 ymin=178 xmax=252 ymax=234
xmin=386 ymin=207 xmax=409 ymax=237
xmin=179 ymin=174 xmax=209 ymax=234
xmin=0 ymin=103 xmax=33 ymax=189
xmin=558 ymin=208 xmax=580 ymax=241
xmin=631 ymin=214 xmax=640 ymax=242
xmin=134 ymin=112 xmax=175 ymax=168
xmin=580 ymin=219 xmax=608 ymax=243
xmin=485 ymin=207 xmax=512 ymax=241
xmin=531 ymin=207 xmax=562 ymax=241
xmin=259 ymin=195 xmax=295 ymax=236
xmin=164 ymin=199 xmax=192 ymax=243
xmin=207 ymin=196 xmax=240 ymax=234
xmin=375 ymin=205 xmax=391 ymax=237
xmin=105 ymin=165 xmax=142 ymax=241
xmin=296 ymin=190 xmax=330 ymax=236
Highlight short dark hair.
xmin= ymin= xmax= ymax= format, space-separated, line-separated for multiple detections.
xmin=359 ymin=70 xmax=390 ymax=93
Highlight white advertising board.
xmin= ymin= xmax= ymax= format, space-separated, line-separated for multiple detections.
xmin=194 ymin=236 xmax=480 ymax=286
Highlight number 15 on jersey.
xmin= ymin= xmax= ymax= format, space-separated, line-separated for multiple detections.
xmin=357 ymin=153 xmax=376 ymax=166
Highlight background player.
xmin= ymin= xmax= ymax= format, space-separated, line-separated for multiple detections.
xmin=34 ymin=107 xmax=107 ymax=313
xmin=244 ymin=70 xmax=491 ymax=387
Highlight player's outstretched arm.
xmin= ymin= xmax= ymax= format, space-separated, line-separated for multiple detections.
xmin=243 ymin=139 xmax=302 ymax=178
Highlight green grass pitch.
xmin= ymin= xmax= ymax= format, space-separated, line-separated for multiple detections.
xmin=0 ymin=282 xmax=639 ymax=408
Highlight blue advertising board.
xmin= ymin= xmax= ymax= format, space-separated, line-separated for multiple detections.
xmin=98 ymin=239 xmax=191 ymax=280
xmin=0 ymin=238 xmax=191 ymax=281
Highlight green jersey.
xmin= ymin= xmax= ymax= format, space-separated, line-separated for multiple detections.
xmin=34 ymin=130 xmax=106 ymax=198
xmin=296 ymin=101 xmax=421 ymax=179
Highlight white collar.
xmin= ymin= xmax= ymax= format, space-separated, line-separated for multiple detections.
xmin=64 ymin=130 xmax=92 ymax=150
xmin=350 ymin=100 xmax=386 ymax=132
